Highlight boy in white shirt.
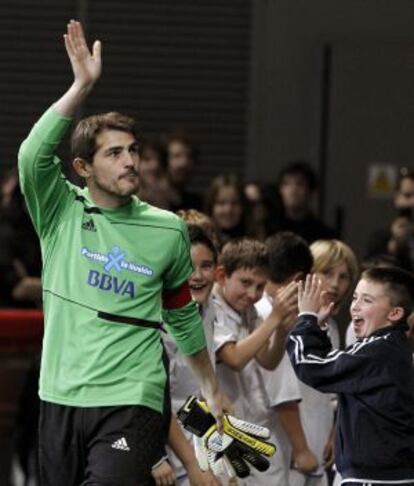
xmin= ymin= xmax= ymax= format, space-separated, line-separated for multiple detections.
xmin=159 ymin=224 xmax=220 ymax=486
xmin=255 ymin=232 xmax=318 ymax=483
xmin=213 ymin=238 xmax=298 ymax=485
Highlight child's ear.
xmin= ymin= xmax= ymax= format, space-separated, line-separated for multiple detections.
xmin=388 ymin=306 xmax=405 ymax=323
xmin=215 ymin=266 xmax=227 ymax=287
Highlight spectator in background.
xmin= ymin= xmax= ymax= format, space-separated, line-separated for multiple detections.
xmin=275 ymin=161 xmax=336 ymax=243
xmin=244 ymin=182 xmax=273 ymax=241
xmin=136 ymin=136 xmax=171 ymax=209
xmin=0 ymin=169 xmax=42 ymax=308
xmin=204 ymin=174 xmax=249 ymax=245
xmin=165 ymin=131 xmax=202 ymax=212
xmin=366 ymin=169 xmax=414 ymax=271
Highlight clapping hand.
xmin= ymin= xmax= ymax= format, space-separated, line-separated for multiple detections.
xmin=298 ymin=275 xmax=335 ymax=327
xmin=271 ymin=281 xmax=299 ymax=332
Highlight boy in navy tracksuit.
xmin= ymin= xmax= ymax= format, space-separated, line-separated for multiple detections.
xmin=287 ymin=268 xmax=414 ymax=485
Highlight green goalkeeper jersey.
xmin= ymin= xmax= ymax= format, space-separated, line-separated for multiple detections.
xmin=18 ymin=107 xmax=206 ymax=412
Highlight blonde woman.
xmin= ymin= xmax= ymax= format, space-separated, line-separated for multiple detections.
xmin=289 ymin=240 xmax=358 ymax=486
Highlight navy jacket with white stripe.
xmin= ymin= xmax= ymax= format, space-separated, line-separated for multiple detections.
xmin=287 ymin=314 xmax=414 ymax=482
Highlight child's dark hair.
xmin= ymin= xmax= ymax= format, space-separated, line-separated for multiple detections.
xmin=187 ymin=224 xmax=218 ymax=263
xmin=277 ymin=160 xmax=318 ymax=191
xmin=139 ymin=136 xmax=168 ymax=169
xmin=362 ymin=266 xmax=414 ymax=319
xmin=218 ymin=238 xmax=268 ymax=277
xmin=266 ymin=232 xmax=313 ymax=283
xmin=204 ymin=174 xmax=247 ymax=220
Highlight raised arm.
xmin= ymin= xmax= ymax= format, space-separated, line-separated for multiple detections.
xmin=287 ymin=275 xmax=385 ymax=394
xmin=217 ymin=281 xmax=298 ymax=371
xmin=55 ymin=20 xmax=101 ymax=116
xmin=255 ymin=281 xmax=298 ymax=369
xmin=18 ymin=21 xmax=102 ymax=236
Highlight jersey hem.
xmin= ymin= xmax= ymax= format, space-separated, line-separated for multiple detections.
xmin=39 ymin=392 xmax=163 ymax=414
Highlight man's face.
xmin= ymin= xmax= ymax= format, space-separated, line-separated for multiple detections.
xmin=88 ymin=129 xmax=140 ymax=200
xmin=220 ymin=267 xmax=267 ymax=313
xmin=189 ymin=243 xmax=216 ymax=305
xmin=395 ymin=177 xmax=414 ymax=210
xmin=167 ymin=140 xmax=193 ymax=186
xmin=350 ymin=278 xmax=401 ymax=338
xmin=279 ymin=174 xmax=311 ymax=212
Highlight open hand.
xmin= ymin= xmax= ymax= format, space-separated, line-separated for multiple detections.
xmin=64 ymin=20 xmax=102 ymax=89
xmin=298 ymin=275 xmax=335 ymax=324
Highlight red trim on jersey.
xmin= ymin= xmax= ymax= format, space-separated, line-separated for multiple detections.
xmin=162 ymin=281 xmax=192 ymax=310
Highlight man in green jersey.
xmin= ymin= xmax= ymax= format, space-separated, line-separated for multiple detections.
xmin=18 ymin=20 xmax=229 ymax=486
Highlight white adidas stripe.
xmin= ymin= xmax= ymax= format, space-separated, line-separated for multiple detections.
xmin=290 ymin=333 xmax=390 ymax=366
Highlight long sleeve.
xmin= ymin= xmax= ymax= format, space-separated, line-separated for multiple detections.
xmin=162 ymin=219 xmax=206 ymax=356
xmin=287 ymin=314 xmax=390 ymax=394
xmin=18 ymin=106 xmax=75 ymax=238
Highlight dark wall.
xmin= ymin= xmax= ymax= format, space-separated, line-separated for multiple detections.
xmin=0 ymin=0 xmax=251 ymax=192
xmin=2 ymin=0 xmax=414 ymax=256
xmin=247 ymin=0 xmax=414 ymax=256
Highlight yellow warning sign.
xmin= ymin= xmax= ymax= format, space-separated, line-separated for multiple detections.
xmin=368 ymin=163 xmax=397 ymax=197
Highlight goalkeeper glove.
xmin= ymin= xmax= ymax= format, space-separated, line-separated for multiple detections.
xmin=177 ymin=395 xmax=276 ymax=479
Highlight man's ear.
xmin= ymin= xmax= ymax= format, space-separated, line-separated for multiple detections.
xmin=215 ymin=266 xmax=227 ymax=287
xmin=388 ymin=306 xmax=405 ymax=323
xmin=72 ymin=157 xmax=92 ymax=179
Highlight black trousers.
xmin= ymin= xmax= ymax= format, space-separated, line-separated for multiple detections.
xmin=39 ymin=401 xmax=166 ymax=486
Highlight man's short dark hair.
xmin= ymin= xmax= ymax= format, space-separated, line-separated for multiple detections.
xmin=266 ymin=232 xmax=313 ymax=283
xmin=219 ymin=238 xmax=268 ymax=277
xmin=362 ymin=266 xmax=414 ymax=320
xmin=71 ymin=112 xmax=138 ymax=163
xmin=277 ymin=161 xmax=318 ymax=191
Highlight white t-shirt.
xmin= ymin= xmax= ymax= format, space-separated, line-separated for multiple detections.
xmin=255 ymin=294 xmax=302 ymax=408
xmin=213 ymin=290 xmax=290 ymax=485
xmin=255 ymin=294 xmax=303 ymax=473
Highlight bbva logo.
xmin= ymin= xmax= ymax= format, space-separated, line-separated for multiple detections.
xmin=87 ymin=270 xmax=135 ymax=298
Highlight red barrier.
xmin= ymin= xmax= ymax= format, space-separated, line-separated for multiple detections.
xmin=0 ymin=309 xmax=43 ymax=351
